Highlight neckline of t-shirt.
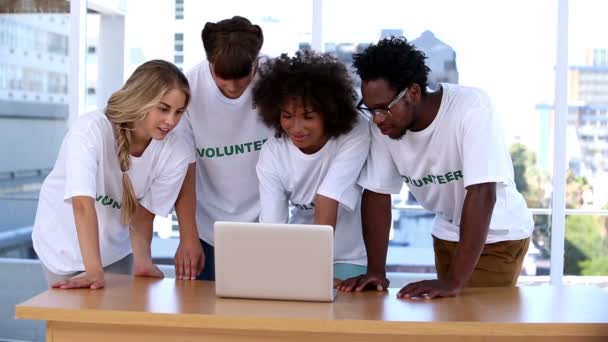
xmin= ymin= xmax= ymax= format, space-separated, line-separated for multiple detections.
xmin=95 ymin=111 xmax=158 ymax=171
xmin=405 ymin=83 xmax=448 ymax=139
xmin=129 ymin=138 xmax=158 ymax=163
xmin=101 ymin=113 xmax=159 ymax=163
xmin=204 ymin=62 xmax=253 ymax=105
xmin=287 ymin=136 xmax=332 ymax=160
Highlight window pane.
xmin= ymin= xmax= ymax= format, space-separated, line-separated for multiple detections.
xmin=564 ymin=214 xmax=608 ymax=276
xmin=124 ymin=0 xmax=312 ymax=74
xmin=0 ymin=10 xmax=70 ymax=259
xmin=322 ymin=0 xmax=556 ymax=275
xmin=563 ymin=0 xmax=608 ymax=276
xmin=567 ymin=0 xmax=608 ymax=210
xmin=85 ymin=13 xmax=99 ymax=111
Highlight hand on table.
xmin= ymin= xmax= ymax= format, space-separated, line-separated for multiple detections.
xmin=174 ymin=239 xmax=205 ymax=280
xmin=397 ymin=279 xmax=462 ymax=300
xmin=52 ymin=270 xmax=105 ymax=290
xmin=336 ymin=272 xmax=390 ymax=292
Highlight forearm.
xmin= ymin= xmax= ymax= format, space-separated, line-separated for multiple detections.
xmin=447 ymin=183 xmax=496 ymax=287
xmin=130 ymin=204 xmax=155 ymax=261
xmin=361 ymin=190 xmax=391 ymax=274
xmin=314 ymin=194 xmax=338 ymax=228
xmin=175 ymin=163 xmax=199 ymax=241
xmin=72 ymin=196 xmax=103 ymax=273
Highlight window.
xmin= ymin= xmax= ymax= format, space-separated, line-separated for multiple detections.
xmin=564 ymin=0 xmax=608 ymax=276
xmin=0 ymin=13 xmax=69 ymax=116
xmin=3 ymin=0 xmax=602 ymax=290
xmin=0 ymin=8 xmax=70 ymax=266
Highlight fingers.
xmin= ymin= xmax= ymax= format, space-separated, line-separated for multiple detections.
xmin=397 ymin=281 xmax=445 ymax=300
xmin=338 ymin=276 xmax=362 ymax=292
xmin=333 ymin=278 xmax=343 ymax=288
xmin=175 ymin=255 xmax=184 ymax=279
xmin=90 ymin=280 xmax=105 ymax=289
xmin=183 ymin=256 xmax=192 ymax=280
xmin=397 ymin=281 xmax=423 ymax=298
xmin=400 ymin=284 xmax=430 ymax=299
xmin=63 ymin=278 xmax=91 ymax=289
xmin=176 ymin=244 xmax=204 ymax=280
xmin=355 ymin=277 xmax=379 ymax=292
xmin=51 ymin=280 xmax=67 ymax=288
xmin=423 ymin=289 xmax=442 ymax=299
xmin=338 ymin=274 xmax=390 ymax=292
xmin=374 ymin=277 xmax=390 ymax=292
xmin=54 ymin=277 xmax=97 ymax=289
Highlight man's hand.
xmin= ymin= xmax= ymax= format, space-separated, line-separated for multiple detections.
xmin=52 ymin=270 xmax=105 ymax=290
xmin=174 ymin=239 xmax=205 ymax=280
xmin=397 ymin=279 xmax=462 ymax=300
xmin=337 ymin=272 xmax=389 ymax=292
xmin=173 ymin=163 xmax=204 ymax=280
xmin=134 ymin=259 xmax=164 ymax=278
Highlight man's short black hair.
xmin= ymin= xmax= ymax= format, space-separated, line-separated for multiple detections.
xmin=253 ymin=50 xmax=359 ymax=138
xmin=353 ymin=36 xmax=430 ymax=95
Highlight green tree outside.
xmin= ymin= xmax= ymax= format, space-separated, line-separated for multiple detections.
xmin=509 ymin=143 xmax=607 ymax=275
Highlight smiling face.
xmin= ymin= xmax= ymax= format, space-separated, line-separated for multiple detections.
xmin=134 ymin=88 xmax=187 ymax=142
xmin=361 ymin=79 xmax=417 ymax=139
xmin=280 ymin=97 xmax=328 ymax=154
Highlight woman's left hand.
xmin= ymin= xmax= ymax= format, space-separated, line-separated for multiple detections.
xmin=134 ymin=260 xmax=164 ymax=278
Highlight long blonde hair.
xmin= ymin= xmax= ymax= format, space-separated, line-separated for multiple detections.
xmin=104 ymin=60 xmax=190 ymax=224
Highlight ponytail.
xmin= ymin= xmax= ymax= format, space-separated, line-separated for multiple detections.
xmin=115 ymin=123 xmax=137 ymax=224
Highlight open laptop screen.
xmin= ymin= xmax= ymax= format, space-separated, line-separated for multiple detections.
xmin=214 ymin=221 xmax=335 ymax=302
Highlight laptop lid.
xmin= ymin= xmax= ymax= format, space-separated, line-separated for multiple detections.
xmin=214 ymin=221 xmax=335 ymax=302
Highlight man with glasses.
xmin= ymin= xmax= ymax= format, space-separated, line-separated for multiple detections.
xmin=338 ymin=37 xmax=533 ymax=299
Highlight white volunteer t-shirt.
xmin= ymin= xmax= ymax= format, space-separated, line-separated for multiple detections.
xmin=33 ymin=111 xmax=193 ymax=275
xmin=359 ymin=83 xmax=533 ymax=243
xmin=256 ymin=115 xmax=370 ymax=265
xmin=175 ymin=61 xmax=274 ymax=245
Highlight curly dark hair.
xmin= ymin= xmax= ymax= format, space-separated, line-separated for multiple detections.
xmin=353 ymin=36 xmax=430 ymax=95
xmin=253 ymin=50 xmax=359 ymax=139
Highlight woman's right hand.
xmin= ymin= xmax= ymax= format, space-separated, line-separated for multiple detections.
xmin=52 ymin=270 xmax=105 ymax=289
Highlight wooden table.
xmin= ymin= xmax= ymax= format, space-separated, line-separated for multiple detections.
xmin=16 ymin=274 xmax=608 ymax=342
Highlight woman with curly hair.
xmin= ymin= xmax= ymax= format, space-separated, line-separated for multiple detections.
xmin=253 ymin=51 xmax=370 ymax=282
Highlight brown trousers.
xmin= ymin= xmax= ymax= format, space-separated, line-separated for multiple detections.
xmin=433 ymin=236 xmax=530 ymax=287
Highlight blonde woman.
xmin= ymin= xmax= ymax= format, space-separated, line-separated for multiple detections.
xmin=32 ymin=60 xmax=193 ymax=289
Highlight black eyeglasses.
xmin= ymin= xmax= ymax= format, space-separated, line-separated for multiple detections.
xmin=357 ymin=87 xmax=408 ymax=120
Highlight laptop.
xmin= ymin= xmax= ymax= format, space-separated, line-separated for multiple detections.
xmin=214 ymin=221 xmax=336 ymax=302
